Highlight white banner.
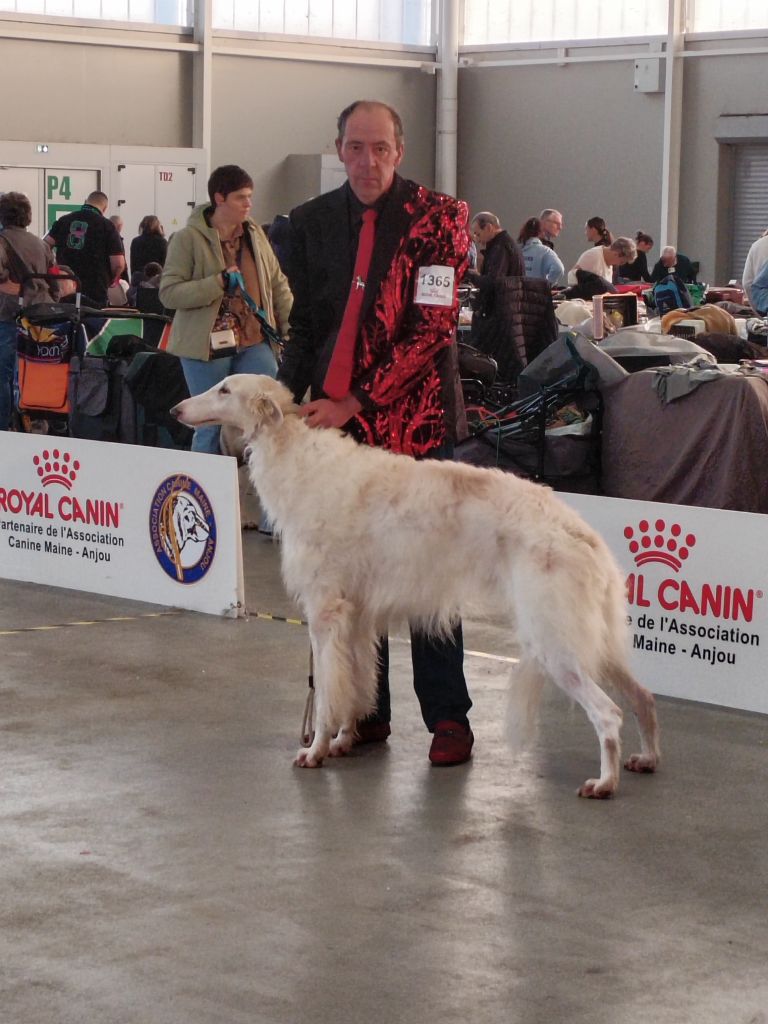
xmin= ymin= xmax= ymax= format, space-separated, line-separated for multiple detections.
xmin=562 ymin=493 xmax=768 ymax=714
xmin=0 ymin=433 xmax=244 ymax=617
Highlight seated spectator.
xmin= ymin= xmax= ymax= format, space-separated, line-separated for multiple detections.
xmin=517 ymin=217 xmax=564 ymax=285
xmin=133 ymin=262 xmax=167 ymax=317
xmin=651 ymin=245 xmax=697 ymax=284
xmin=568 ymin=236 xmax=637 ymax=290
xmin=130 ymin=215 xmax=167 ymax=276
xmin=467 ymin=211 xmax=524 ymax=284
xmin=128 ymin=261 xmax=163 ymax=306
xmin=49 ymin=264 xmax=101 ymax=309
xmin=750 ymin=259 xmax=768 ymax=316
xmin=585 ymin=216 xmax=613 ymax=247
xmin=619 ymin=231 xmax=654 ymax=283
xmin=742 ymin=229 xmax=768 ymax=307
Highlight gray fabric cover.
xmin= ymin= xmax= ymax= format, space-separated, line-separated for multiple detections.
xmin=601 ymin=369 xmax=768 ymax=512
xmin=598 ymin=328 xmax=715 ymax=364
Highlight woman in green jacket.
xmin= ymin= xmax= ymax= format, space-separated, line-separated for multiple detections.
xmin=160 ymin=164 xmax=292 ymax=453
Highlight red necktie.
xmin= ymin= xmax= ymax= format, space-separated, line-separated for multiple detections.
xmin=323 ymin=207 xmax=377 ymax=400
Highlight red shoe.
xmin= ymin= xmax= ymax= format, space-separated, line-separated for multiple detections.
xmin=429 ymin=720 xmax=474 ymax=766
xmin=354 ymin=720 xmax=391 ymax=745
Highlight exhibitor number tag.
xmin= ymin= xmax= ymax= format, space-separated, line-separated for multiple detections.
xmin=415 ymin=265 xmax=456 ymax=307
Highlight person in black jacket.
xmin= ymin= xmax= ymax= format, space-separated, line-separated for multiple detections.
xmin=129 ymin=215 xmax=168 ymax=276
xmin=468 ymin=211 xmax=524 ymax=283
xmin=618 ymin=231 xmax=654 ymax=283
xmin=651 ymin=245 xmax=697 ymax=284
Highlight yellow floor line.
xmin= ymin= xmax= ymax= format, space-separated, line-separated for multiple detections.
xmin=0 ymin=610 xmax=179 ymax=637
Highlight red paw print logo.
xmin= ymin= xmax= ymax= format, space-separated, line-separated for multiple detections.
xmin=33 ymin=449 xmax=80 ymax=490
xmin=624 ymin=519 xmax=696 ymax=572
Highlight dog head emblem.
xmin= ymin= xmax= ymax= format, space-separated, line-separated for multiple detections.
xmin=171 ymin=493 xmax=210 ymax=552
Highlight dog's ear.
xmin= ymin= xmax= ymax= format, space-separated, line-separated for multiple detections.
xmin=246 ymin=394 xmax=284 ymax=432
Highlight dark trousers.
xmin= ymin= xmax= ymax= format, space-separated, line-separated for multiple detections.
xmin=365 ymin=441 xmax=472 ymax=733
xmin=369 ymin=623 xmax=472 ymax=732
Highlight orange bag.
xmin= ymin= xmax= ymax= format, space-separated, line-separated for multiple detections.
xmin=16 ymin=316 xmax=83 ymax=414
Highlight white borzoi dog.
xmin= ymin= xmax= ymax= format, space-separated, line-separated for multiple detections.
xmin=172 ymin=374 xmax=660 ymax=798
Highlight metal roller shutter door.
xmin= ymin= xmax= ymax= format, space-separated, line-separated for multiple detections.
xmin=731 ymin=144 xmax=768 ymax=280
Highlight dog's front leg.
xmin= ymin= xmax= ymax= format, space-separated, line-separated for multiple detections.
xmin=294 ymin=602 xmax=355 ymax=768
xmin=295 ymin=641 xmax=332 ymax=767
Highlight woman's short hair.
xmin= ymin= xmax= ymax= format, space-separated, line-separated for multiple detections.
xmin=0 ymin=191 xmax=32 ymax=228
xmin=207 ymin=165 xmax=254 ymax=204
xmin=610 ymin=237 xmax=638 ymax=262
xmin=635 ymin=231 xmax=653 ymax=247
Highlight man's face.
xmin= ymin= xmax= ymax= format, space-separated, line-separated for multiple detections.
xmin=336 ymin=105 xmax=404 ymax=206
xmin=471 ymin=221 xmax=495 ymax=247
xmin=662 ymin=251 xmax=676 ymax=267
xmin=542 ymin=212 xmax=563 ymax=238
xmin=215 ymin=187 xmax=253 ymax=222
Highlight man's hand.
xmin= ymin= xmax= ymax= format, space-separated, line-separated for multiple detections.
xmin=298 ymin=394 xmax=362 ymax=429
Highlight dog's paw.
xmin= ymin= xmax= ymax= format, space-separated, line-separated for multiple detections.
xmin=577 ymin=778 xmax=616 ymax=799
xmin=294 ymin=749 xmax=324 ymax=768
xmin=624 ymin=753 xmax=658 ymax=774
xmin=328 ymin=735 xmax=353 ymax=758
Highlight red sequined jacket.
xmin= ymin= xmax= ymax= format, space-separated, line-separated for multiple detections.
xmin=278 ymin=175 xmax=470 ymax=456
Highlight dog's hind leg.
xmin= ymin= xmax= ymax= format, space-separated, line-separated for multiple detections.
xmin=550 ymin=663 xmax=624 ymax=799
xmin=604 ymin=660 xmax=660 ymax=774
xmin=295 ymin=597 xmax=358 ymax=768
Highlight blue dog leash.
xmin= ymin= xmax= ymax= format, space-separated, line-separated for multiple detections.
xmin=226 ymin=269 xmax=284 ymax=350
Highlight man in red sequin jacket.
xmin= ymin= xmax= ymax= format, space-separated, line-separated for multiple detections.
xmin=278 ymin=100 xmax=475 ymax=766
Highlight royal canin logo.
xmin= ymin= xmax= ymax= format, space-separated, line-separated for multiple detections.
xmin=624 ymin=519 xmax=761 ymax=623
xmin=624 ymin=518 xmax=696 ymax=572
xmin=0 ymin=449 xmax=120 ymax=528
xmin=33 ymin=449 xmax=80 ymax=490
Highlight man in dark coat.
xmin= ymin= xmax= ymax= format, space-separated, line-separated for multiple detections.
xmin=278 ymin=99 xmax=474 ymax=766
xmin=468 ymin=211 xmax=525 ymax=284
xmin=651 ymin=245 xmax=697 ymax=284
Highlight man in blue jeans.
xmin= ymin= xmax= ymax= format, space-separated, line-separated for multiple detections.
xmin=278 ymin=100 xmax=474 ymax=766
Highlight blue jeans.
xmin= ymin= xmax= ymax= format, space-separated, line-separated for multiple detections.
xmin=180 ymin=344 xmax=278 ymax=453
xmin=0 ymin=320 xmax=17 ymax=431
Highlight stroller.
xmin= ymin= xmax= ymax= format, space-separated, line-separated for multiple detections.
xmin=15 ymin=270 xmax=182 ymax=445
xmin=456 ymin=333 xmax=626 ymax=494
xmin=14 ymin=270 xmax=88 ymax=435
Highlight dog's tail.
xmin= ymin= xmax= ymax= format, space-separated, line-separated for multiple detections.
xmin=505 ymin=659 xmax=547 ymax=752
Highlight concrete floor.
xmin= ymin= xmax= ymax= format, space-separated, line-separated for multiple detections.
xmin=1 ymin=531 xmax=767 ymax=1024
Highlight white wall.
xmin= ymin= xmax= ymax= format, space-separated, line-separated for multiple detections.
xmin=457 ymin=58 xmax=666 ymax=275
xmin=1 ymin=23 xmax=767 ymax=280
xmin=210 ymin=56 xmax=437 ymax=222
